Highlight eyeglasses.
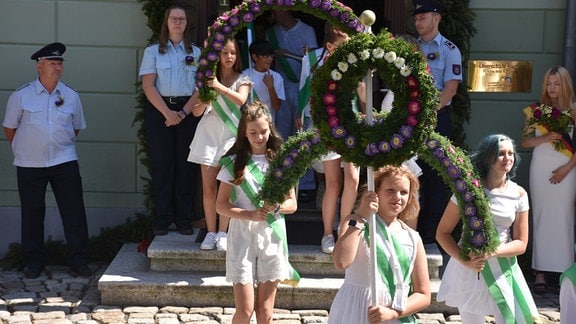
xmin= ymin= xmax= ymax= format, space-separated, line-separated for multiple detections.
xmin=169 ymin=16 xmax=186 ymax=23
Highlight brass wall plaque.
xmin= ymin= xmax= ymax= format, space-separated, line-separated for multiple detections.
xmin=468 ymin=60 xmax=533 ymax=92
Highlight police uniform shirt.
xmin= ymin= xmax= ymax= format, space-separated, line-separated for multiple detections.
xmin=418 ymin=32 xmax=462 ymax=92
xmin=2 ymin=79 xmax=86 ymax=168
xmin=138 ymin=40 xmax=201 ymax=97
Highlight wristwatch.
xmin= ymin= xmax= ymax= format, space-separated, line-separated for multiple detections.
xmin=348 ymin=219 xmax=365 ymax=231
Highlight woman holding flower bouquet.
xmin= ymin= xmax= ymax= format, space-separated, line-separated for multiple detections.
xmin=521 ymin=66 xmax=576 ymax=293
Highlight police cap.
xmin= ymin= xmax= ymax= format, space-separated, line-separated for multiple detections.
xmin=30 ymin=42 xmax=66 ymax=61
xmin=413 ymin=0 xmax=446 ymax=15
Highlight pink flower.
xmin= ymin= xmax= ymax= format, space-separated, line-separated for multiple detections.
xmin=326 ymin=106 xmax=337 ymax=116
xmin=328 ymin=116 xmax=339 ymax=127
xmin=323 ymin=93 xmax=336 ymax=105
xmin=407 ymin=101 xmax=421 ymax=115
xmin=472 ymin=178 xmax=480 ymax=187
xmin=407 ymin=115 xmax=418 ymax=127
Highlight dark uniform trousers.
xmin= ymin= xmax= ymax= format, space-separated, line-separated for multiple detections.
xmin=417 ymin=106 xmax=452 ymax=244
xmin=143 ymin=97 xmax=202 ymax=229
xmin=17 ymin=161 xmax=90 ymax=269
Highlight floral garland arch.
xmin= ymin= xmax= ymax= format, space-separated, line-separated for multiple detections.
xmin=195 ymin=0 xmax=364 ymax=102
xmin=258 ymin=31 xmax=499 ymax=258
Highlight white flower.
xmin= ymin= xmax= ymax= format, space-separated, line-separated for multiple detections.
xmin=400 ymin=65 xmax=412 ymax=77
xmin=384 ymin=51 xmax=397 ymax=63
xmin=359 ymin=50 xmax=370 ymax=60
xmin=394 ymin=57 xmax=406 ymax=69
xmin=372 ymin=47 xmax=385 ymax=59
xmin=347 ymin=53 xmax=358 ymax=64
xmin=338 ymin=61 xmax=349 ymax=72
xmin=331 ymin=69 xmax=342 ymax=81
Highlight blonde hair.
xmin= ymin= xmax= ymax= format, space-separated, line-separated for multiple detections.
xmin=539 ymin=66 xmax=576 ymax=109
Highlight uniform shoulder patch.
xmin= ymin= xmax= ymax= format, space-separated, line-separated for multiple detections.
xmin=63 ymin=83 xmax=79 ymax=93
xmin=452 ymin=64 xmax=461 ymax=75
xmin=444 ymin=40 xmax=456 ymax=50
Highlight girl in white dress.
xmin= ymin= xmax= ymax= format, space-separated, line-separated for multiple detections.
xmin=187 ymin=37 xmax=252 ymax=251
xmin=436 ymin=134 xmax=541 ymax=323
xmin=215 ymin=101 xmax=298 ymax=323
xmin=521 ymin=66 xmax=576 ymax=292
xmin=329 ymin=166 xmax=430 ymax=323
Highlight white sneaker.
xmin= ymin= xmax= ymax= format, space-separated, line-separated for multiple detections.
xmin=216 ymin=232 xmax=227 ymax=251
xmin=200 ymin=232 xmax=217 ymax=250
xmin=321 ymin=234 xmax=335 ymax=254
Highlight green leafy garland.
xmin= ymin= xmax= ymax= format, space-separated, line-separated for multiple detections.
xmin=196 ymin=0 xmax=364 ymax=102
xmin=310 ymin=31 xmax=438 ymax=168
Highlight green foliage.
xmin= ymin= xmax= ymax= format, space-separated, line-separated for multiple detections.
xmin=439 ymin=0 xmax=477 ymax=148
xmin=0 ymin=214 xmax=154 ymax=270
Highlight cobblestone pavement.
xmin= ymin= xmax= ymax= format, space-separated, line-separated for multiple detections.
xmin=0 ymin=263 xmax=562 ymax=323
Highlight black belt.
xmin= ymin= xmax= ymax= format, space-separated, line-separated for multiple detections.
xmin=162 ymin=96 xmax=191 ymax=105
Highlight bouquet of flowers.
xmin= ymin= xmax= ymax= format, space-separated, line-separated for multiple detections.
xmin=528 ymin=104 xmax=574 ymax=151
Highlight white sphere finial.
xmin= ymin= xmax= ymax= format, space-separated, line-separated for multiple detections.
xmin=360 ymin=10 xmax=376 ymax=34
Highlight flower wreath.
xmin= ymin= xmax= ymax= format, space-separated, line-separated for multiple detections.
xmin=259 ymin=30 xmax=498 ymax=258
xmin=196 ymin=0 xmax=364 ymax=102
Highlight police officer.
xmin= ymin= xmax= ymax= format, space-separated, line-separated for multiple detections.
xmin=3 ymin=42 xmax=92 ymax=279
xmin=413 ymin=0 xmax=463 ymax=244
xmin=139 ymin=4 xmax=203 ymax=236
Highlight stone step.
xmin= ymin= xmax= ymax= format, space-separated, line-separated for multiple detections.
xmin=98 ymin=243 xmax=456 ymax=314
xmin=146 ymin=231 xmax=444 ymax=280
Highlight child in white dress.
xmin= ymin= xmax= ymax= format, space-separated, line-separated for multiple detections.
xmin=329 ymin=165 xmax=430 ymax=323
xmin=215 ymin=101 xmax=298 ymax=323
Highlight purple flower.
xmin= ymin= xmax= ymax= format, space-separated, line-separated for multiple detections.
xmin=340 ymin=12 xmax=350 ymax=22
xmin=425 ymin=140 xmax=438 ymax=149
xmin=469 ymin=217 xmax=483 ymax=230
xmin=199 ymin=58 xmax=209 ymax=66
xmin=204 ymin=69 xmax=214 ymax=77
xmin=365 ymin=143 xmax=379 ymax=156
xmin=274 ymin=168 xmax=284 ymax=179
xmin=282 ymin=0 xmax=294 ymax=5
xmin=390 ymin=134 xmax=404 ymax=149
xmin=331 ymin=126 xmax=347 ymax=138
xmin=222 ymin=25 xmax=233 ymax=34
xmin=551 ymin=107 xmax=561 ymax=118
xmin=471 ymin=232 xmax=486 ymax=247
xmin=242 ymin=13 xmax=254 ymax=23
xmin=310 ymin=0 xmax=321 ymax=8
xmin=185 ymin=55 xmax=195 ymax=65
xmin=378 ymin=141 xmax=391 ymax=153
xmin=249 ymin=3 xmax=262 ymax=14
xmin=464 ymin=204 xmax=476 ymax=217
xmin=441 ymin=158 xmax=451 ymax=168
xmin=196 ymin=81 xmax=203 ymax=88
xmin=311 ymin=132 xmax=321 ymax=144
xmin=301 ymin=140 xmax=312 ymax=152
xmin=533 ymin=109 xmax=542 ymax=119
xmin=433 ymin=148 xmax=446 ymax=159
xmin=329 ymin=9 xmax=340 ymax=18
xmin=229 ymin=15 xmax=240 ymax=27
xmin=289 ymin=149 xmax=299 ymax=159
xmin=263 ymin=0 xmax=274 ymax=5
xmin=214 ymin=32 xmax=225 ymax=42
xmin=462 ymin=191 xmax=474 ymax=202
xmin=212 ymin=41 xmax=224 ymax=51
xmin=400 ymin=125 xmax=413 ymax=138
xmin=281 ymin=156 xmax=294 ymax=168
xmin=447 ymin=165 xmax=462 ymax=179
xmin=455 ymin=179 xmax=467 ymax=192
xmin=345 ymin=136 xmax=356 ymax=149
xmin=207 ymin=52 xmax=219 ymax=62
xmin=321 ymin=1 xmax=332 ymax=11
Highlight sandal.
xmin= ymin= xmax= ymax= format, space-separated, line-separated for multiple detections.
xmin=533 ymin=282 xmax=547 ymax=294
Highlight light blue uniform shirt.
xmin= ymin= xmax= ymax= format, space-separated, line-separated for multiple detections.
xmin=138 ymin=41 xmax=201 ymax=97
xmin=418 ymin=33 xmax=462 ymax=104
xmin=3 ymin=79 xmax=86 ymax=168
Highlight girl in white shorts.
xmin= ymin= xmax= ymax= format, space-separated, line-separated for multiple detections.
xmin=216 ymin=101 xmax=298 ymax=322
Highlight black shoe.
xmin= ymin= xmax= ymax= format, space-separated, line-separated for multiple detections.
xmin=177 ymin=227 xmax=194 ymax=235
xmin=23 ymin=267 xmax=44 ymax=279
xmin=153 ymin=226 xmax=169 ymax=236
xmin=69 ymin=265 xmax=92 ymax=277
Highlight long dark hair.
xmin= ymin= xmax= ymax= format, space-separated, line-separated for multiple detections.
xmin=159 ymin=4 xmax=194 ymax=54
xmin=223 ymin=100 xmax=283 ymax=185
xmin=217 ymin=37 xmax=244 ymax=80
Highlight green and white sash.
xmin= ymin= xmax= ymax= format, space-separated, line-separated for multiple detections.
xmin=220 ymin=155 xmax=300 ymax=286
xmin=212 ymin=93 xmax=241 ymax=136
xmin=298 ymin=49 xmax=319 ymax=117
xmin=266 ymin=29 xmax=299 ymax=83
xmin=365 ymin=217 xmax=417 ymax=323
xmin=481 ymin=257 xmax=542 ymax=323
